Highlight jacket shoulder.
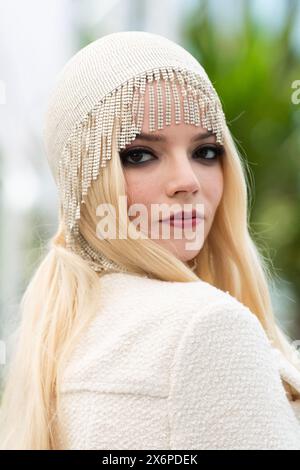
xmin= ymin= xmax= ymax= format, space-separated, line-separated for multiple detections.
xmin=168 ymin=301 xmax=300 ymax=449
xmin=59 ymin=273 xmax=241 ymax=395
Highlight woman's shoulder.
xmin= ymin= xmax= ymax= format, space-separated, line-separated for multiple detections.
xmin=97 ymin=271 xmax=272 ymax=340
xmin=79 ymin=270 xmax=273 ymax=365
xmin=59 ymin=272 xmax=251 ymax=394
xmin=97 ymin=271 xmax=243 ymax=318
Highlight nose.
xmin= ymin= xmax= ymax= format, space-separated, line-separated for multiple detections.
xmin=165 ymin=156 xmax=201 ymax=197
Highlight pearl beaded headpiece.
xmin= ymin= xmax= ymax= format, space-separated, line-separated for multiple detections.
xmin=43 ymin=31 xmax=226 ymax=274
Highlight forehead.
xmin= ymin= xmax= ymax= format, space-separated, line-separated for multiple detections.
xmin=132 ymin=79 xmax=215 ymax=141
xmin=134 ymin=79 xmax=214 ymax=141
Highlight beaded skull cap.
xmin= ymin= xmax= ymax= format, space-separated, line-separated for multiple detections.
xmin=43 ymin=30 xmax=226 ymax=273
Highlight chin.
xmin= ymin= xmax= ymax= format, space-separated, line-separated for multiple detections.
xmin=160 ymin=240 xmax=203 ymax=263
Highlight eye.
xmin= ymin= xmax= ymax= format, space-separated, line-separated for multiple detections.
xmin=119 ymin=144 xmax=225 ymax=167
xmin=119 ymin=148 xmax=156 ymax=166
xmin=193 ymin=144 xmax=225 ymax=162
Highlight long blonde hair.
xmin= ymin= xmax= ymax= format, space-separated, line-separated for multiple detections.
xmin=0 ymin=116 xmax=299 ymax=449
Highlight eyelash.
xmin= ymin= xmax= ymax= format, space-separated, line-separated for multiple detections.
xmin=120 ymin=144 xmax=225 ymax=167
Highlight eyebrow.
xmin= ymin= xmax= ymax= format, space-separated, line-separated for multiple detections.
xmin=132 ymin=130 xmax=215 ymax=143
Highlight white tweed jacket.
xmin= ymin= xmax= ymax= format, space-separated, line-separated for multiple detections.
xmin=56 ymin=272 xmax=300 ymax=450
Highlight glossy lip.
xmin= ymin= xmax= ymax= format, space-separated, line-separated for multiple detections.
xmin=164 ymin=217 xmax=203 ymax=228
xmin=159 ymin=208 xmax=204 ymax=223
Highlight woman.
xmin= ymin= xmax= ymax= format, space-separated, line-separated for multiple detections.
xmin=1 ymin=30 xmax=300 ymax=450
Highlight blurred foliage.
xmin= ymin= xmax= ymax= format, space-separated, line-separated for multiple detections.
xmin=182 ymin=0 xmax=300 ymax=330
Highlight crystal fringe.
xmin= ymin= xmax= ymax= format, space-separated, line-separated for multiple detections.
xmin=57 ymin=66 xmax=226 ymax=273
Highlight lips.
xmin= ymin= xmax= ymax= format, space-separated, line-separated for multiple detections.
xmin=168 ymin=216 xmax=202 ymax=228
xmin=170 ymin=213 xmax=196 ymax=221
xmin=160 ymin=209 xmax=203 ymax=222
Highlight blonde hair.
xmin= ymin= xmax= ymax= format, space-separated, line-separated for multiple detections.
xmin=0 ymin=116 xmax=299 ymax=449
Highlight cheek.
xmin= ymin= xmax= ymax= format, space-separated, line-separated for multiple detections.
xmin=212 ymin=167 xmax=223 ymax=205
xmin=124 ymin=171 xmax=156 ymax=208
xmin=198 ymin=165 xmax=223 ymax=210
